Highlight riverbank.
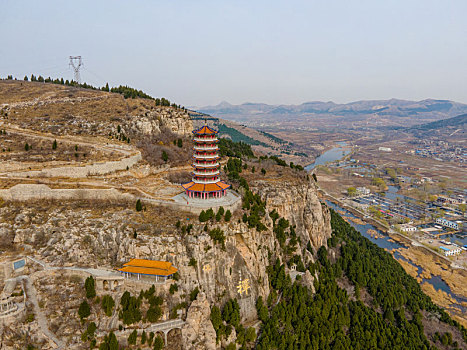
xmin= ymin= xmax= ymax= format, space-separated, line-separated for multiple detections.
xmin=304 ymin=142 xmax=352 ymax=171
xmin=317 ymin=188 xmax=467 ymax=328
xmin=317 ymin=190 xmax=389 ymax=231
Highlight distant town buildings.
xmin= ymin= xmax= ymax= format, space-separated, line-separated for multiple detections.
xmin=435 ymin=218 xmax=460 ymax=230
xmin=407 ymin=139 xmax=466 ymax=164
xmin=421 ymin=177 xmax=433 ymax=183
xmin=396 ymin=175 xmax=412 ymax=183
xmin=399 ymin=224 xmax=417 ymax=233
xmin=439 ymin=246 xmax=462 ymax=257
xmin=436 ymin=195 xmax=465 ymax=205
xmin=356 ymin=187 xmax=370 ymax=196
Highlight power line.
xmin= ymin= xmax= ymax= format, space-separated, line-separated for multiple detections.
xmin=81 ymin=66 xmax=108 ymax=86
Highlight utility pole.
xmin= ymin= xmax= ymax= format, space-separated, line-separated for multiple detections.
xmin=69 ymin=56 xmax=83 ymax=84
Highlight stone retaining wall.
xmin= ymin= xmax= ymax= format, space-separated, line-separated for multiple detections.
xmin=147 ymin=193 xmax=242 ymax=215
xmin=0 ymin=303 xmax=26 ymax=326
xmin=0 ymin=184 xmax=241 ymax=214
xmin=1 ymin=152 xmax=142 ymax=178
xmin=0 ymin=184 xmax=134 ymax=202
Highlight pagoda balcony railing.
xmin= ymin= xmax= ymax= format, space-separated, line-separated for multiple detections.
xmin=193 ymin=170 xmax=220 ymax=176
xmin=193 ymin=162 xmax=219 ymax=168
xmin=194 ymin=145 xmax=218 ymax=151
xmin=194 ymin=137 xmax=218 ymax=143
xmin=193 ymin=154 xmax=219 ymax=159
xmin=193 ymin=178 xmax=220 ymax=184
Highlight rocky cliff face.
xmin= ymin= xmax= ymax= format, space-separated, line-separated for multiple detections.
xmin=252 ymin=179 xmax=331 ymax=253
xmin=1 ymin=178 xmax=330 ymax=327
xmin=182 ymin=292 xmax=217 ymax=350
xmin=127 ymin=107 xmax=193 ymax=137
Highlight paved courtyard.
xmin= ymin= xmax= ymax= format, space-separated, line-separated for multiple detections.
xmin=172 ymin=190 xmax=241 ymax=209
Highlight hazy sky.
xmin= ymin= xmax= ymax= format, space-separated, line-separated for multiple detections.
xmin=1 ymin=0 xmax=466 ymax=106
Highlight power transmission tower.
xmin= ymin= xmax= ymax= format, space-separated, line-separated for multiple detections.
xmin=69 ymin=56 xmax=83 ymax=84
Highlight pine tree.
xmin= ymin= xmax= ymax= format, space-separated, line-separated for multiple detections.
xmin=128 ymin=329 xmax=137 ymax=345
xmin=78 ymin=300 xmax=91 ymax=320
xmin=199 ymin=210 xmax=207 ymax=222
xmin=84 ymin=276 xmax=96 ymax=299
xmin=190 ymin=287 xmax=199 ymax=301
xmin=162 ymin=151 xmax=168 ymax=162
xmin=52 ymin=139 xmax=57 ymax=150
xmin=210 ymin=305 xmax=222 ymax=330
xmin=189 ymin=257 xmax=197 ymax=268
xmin=256 ymin=296 xmax=268 ymax=322
xmin=101 ymin=295 xmax=115 ymax=316
xmin=153 ymin=336 xmax=164 ymax=350
xmin=108 ymin=332 xmax=118 ymax=350
xmin=225 ymin=343 xmax=236 ymax=350
xmin=136 ymin=199 xmax=143 ymax=212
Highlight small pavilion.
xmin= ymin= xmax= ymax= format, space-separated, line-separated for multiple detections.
xmin=182 ymin=124 xmax=230 ymax=199
xmin=118 ymin=259 xmax=178 ymax=283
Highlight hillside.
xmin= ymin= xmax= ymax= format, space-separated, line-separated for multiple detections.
xmin=411 ymin=113 xmax=467 ymax=131
xmin=0 ymin=80 xmax=466 ymax=349
xmin=217 ymin=119 xmax=317 ymax=164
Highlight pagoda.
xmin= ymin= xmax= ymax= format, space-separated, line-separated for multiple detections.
xmin=181 ymin=124 xmax=230 ymax=199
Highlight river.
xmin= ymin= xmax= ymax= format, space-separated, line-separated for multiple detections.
xmin=325 ymin=200 xmax=467 ymax=313
xmin=305 ymin=141 xmax=351 ymax=171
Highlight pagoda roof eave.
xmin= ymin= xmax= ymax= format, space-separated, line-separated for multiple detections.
xmin=193 ymin=125 xmax=218 ymax=135
xmin=181 ymin=181 xmax=231 ymax=192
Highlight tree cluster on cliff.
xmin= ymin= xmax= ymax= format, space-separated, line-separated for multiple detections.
xmin=211 ymin=299 xmax=256 ymax=347
xmin=218 ymin=138 xmax=254 ymax=158
xmin=254 ymin=208 xmax=467 ymax=349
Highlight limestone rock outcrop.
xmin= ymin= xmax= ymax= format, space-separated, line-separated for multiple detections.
xmin=252 ymin=179 xmax=332 ymax=255
xmin=128 ymin=107 xmax=193 ymax=137
xmin=181 ymin=292 xmax=217 ymax=350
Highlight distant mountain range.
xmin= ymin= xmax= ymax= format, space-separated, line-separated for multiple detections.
xmin=194 ymin=99 xmax=467 ymax=129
